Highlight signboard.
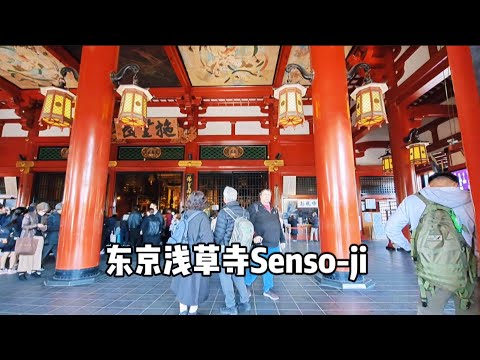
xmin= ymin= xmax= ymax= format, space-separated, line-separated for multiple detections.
xmin=452 ymin=168 xmax=470 ymax=191
xmin=297 ymin=199 xmax=318 ymax=208
xmin=115 ymin=118 xmax=178 ymax=140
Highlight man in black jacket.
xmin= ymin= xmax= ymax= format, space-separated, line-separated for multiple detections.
xmin=127 ymin=205 xmax=143 ymax=248
xmin=214 ymin=186 xmax=251 ymax=315
xmin=245 ymin=189 xmax=286 ymax=301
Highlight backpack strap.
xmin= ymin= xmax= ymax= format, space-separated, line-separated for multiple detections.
xmin=224 ymin=207 xmax=238 ymax=221
xmin=415 ymin=192 xmax=433 ymax=206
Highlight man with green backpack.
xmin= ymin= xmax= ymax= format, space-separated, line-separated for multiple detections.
xmin=385 ymin=172 xmax=477 ymax=315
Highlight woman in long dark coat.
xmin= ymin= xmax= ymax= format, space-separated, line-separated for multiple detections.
xmin=170 ymin=191 xmax=214 ymax=315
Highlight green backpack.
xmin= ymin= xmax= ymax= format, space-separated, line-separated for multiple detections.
xmin=412 ymin=193 xmax=477 ymax=310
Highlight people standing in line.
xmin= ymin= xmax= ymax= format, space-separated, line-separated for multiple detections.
xmin=141 ymin=207 xmax=163 ymax=246
xmin=245 ymin=189 xmax=286 ymax=301
xmin=214 ymin=186 xmax=251 ymax=315
xmin=310 ymin=212 xmax=319 ymax=241
xmin=41 ymin=202 xmax=63 ymax=268
xmin=127 ymin=205 xmax=143 ymax=248
xmin=171 ymin=191 xmax=214 ymax=315
xmin=17 ymin=202 xmax=49 ymax=280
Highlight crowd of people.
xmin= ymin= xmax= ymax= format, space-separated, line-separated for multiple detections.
xmin=0 ymin=202 xmax=63 ymax=280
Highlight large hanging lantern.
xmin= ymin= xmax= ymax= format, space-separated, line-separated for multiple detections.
xmin=379 ymin=150 xmax=393 ymax=174
xmin=273 ymin=83 xmax=307 ymax=128
xmin=350 ymin=82 xmax=388 ymax=130
xmin=39 ymin=87 xmax=75 ymax=128
xmin=116 ymin=84 xmax=153 ymax=128
xmin=406 ymin=141 xmax=430 ymax=165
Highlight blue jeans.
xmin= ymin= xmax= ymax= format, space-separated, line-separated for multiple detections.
xmin=245 ymin=246 xmax=280 ymax=293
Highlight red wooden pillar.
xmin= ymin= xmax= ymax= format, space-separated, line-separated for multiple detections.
xmin=16 ymin=130 xmax=38 ymax=207
xmin=388 ymin=103 xmax=416 ymax=205
xmin=269 ymin=115 xmax=282 ymax=208
xmin=310 ymin=46 xmax=370 ymax=287
xmin=447 ymin=46 xmax=480 ymax=247
xmin=386 ymin=103 xmax=416 ymax=249
xmin=49 ymin=46 xmax=119 ymax=285
xmin=16 ymin=172 xmax=34 ymax=207
xmin=105 ymin=167 xmax=117 ymax=217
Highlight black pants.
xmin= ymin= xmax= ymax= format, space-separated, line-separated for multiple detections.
xmin=129 ymin=228 xmax=142 ymax=247
xmin=42 ymin=241 xmax=58 ymax=265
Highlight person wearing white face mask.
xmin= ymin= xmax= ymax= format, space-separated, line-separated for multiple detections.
xmin=17 ymin=202 xmax=49 ymax=280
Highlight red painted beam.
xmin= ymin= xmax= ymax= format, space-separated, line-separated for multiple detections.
xmin=352 ymin=127 xmax=370 ymax=142
xmin=273 ymin=46 xmax=292 ymax=88
xmin=355 ymin=140 xmax=390 ymax=152
xmin=191 ymin=86 xmax=273 ymax=98
xmin=44 ymin=46 xmax=80 ymax=72
xmin=408 ymin=104 xmax=457 ymax=120
xmin=386 ymin=47 xmax=448 ymax=106
xmin=0 ymin=77 xmax=21 ymax=100
xmin=163 ymin=46 xmax=191 ymax=91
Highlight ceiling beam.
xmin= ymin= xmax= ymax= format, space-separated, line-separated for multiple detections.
xmin=163 ymin=46 xmax=191 ymax=91
xmin=386 ymin=47 xmax=448 ymax=106
xmin=352 ymin=127 xmax=370 ymax=142
xmin=44 ymin=46 xmax=80 ymax=71
xmin=355 ymin=140 xmax=390 ymax=152
xmin=191 ymin=86 xmax=273 ymax=99
xmin=0 ymin=77 xmax=21 ymax=100
xmin=408 ymin=104 xmax=457 ymax=120
xmin=273 ymin=46 xmax=292 ymax=88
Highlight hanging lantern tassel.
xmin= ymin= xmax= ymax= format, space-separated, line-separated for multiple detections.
xmin=351 ymin=83 xmax=388 ymax=130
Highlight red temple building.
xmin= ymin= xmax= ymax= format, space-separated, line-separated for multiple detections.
xmin=0 ymin=45 xmax=478 ymax=291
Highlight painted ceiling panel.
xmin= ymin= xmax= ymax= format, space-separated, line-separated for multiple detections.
xmin=283 ymin=45 xmax=311 ymax=86
xmin=64 ymin=46 xmax=180 ymax=88
xmin=178 ymin=46 xmax=280 ymax=86
xmin=0 ymin=46 xmax=78 ymax=89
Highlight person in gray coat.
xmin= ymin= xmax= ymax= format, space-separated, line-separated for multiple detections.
xmin=170 ymin=191 xmax=214 ymax=315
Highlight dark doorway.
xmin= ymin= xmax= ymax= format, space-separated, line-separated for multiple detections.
xmin=198 ymin=172 xmax=268 ymax=210
xmin=115 ymin=172 xmax=183 ymax=217
xmin=32 ymin=173 xmax=66 ymax=210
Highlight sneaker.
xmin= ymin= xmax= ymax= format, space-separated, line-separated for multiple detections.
xmin=263 ymin=290 xmax=279 ymax=301
xmin=237 ymin=302 xmax=251 ymax=313
xmin=7 ymin=269 xmax=17 ymax=274
xmin=31 ymin=271 xmax=42 ymax=278
xmin=179 ymin=310 xmax=188 ymax=315
xmin=0 ymin=268 xmax=7 ymax=275
xmin=246 ymin=285 xmax=252 ymax=298
xmin=220 ymin=306 xmax=238 ymax=315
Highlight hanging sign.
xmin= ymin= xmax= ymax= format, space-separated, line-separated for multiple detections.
xmin=115 ymin=118 xmax=178 ymax=140
xmin=297 ymin=199 xmax=318 ymax=208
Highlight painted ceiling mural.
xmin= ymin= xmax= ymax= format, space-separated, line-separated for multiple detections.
xmin=0 ymin=46 xmax=78 ymax=89
xmin=118 ymin=46 xmax=180 ymax=88
xmin=283 ymin=45 xmax=311 ymax=86
xmin=178 ymin=46 xmax=280 ymax=86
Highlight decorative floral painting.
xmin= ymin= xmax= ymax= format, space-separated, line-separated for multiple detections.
xmin=0 ymin=46 xmax=77 ymax=89
xmin=283 ymin=45 xmax=311 ymax=86
xmin=178 ymin=46 xmax=280 ymax=86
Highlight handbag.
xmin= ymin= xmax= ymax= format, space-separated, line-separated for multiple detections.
xmin=14 ymin=237 xmax=39 ymax=255
xmin=109 ymin=231 xmax=116 ymax=243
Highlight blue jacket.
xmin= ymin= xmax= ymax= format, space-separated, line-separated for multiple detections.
xmin=214 ymin=201 xmax=250 ymax=246
xmin=46 ymin=212 xmax=61 ymax=244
